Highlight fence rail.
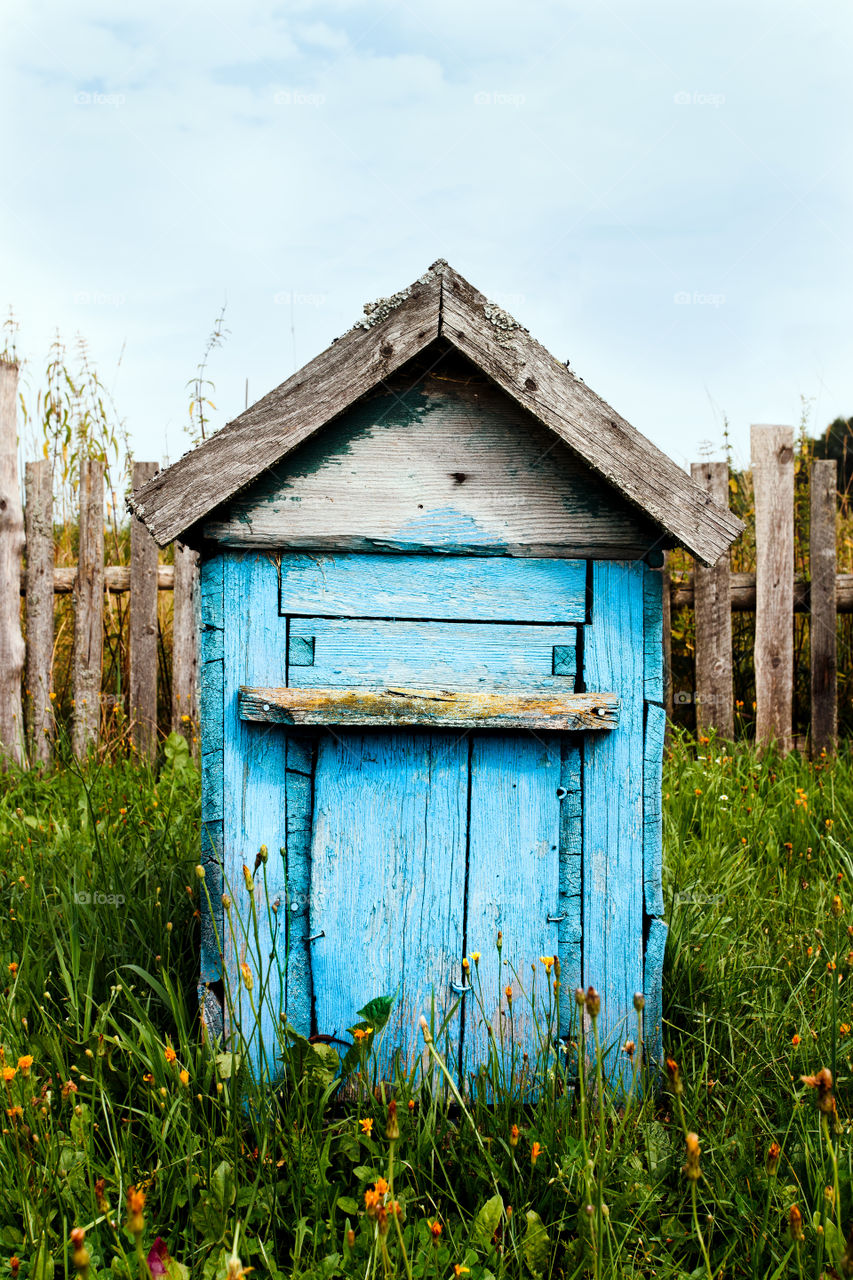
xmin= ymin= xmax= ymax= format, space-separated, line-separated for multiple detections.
xmin=0 ymin=358 xmax=843 ymax=764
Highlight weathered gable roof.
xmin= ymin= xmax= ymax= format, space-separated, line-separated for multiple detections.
xmin=129 ymin=260 xmax=743 ymax=564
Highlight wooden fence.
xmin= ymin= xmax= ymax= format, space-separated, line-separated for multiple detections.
xmin=0 ymin=360 xmax=197 ymax=766
xmin=0 ymin=357 xmax=843 ymax=762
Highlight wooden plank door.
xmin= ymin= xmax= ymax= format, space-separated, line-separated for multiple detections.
xmin=308 ymin=731 xmax=468 ymax=1080
xmin=281 ymin=553 xmax=591 ymax=1081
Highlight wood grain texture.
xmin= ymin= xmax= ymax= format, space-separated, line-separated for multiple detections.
xmin=558 ymin=741 xmax=583 ymax=1028
xmin=672 ymin=571 xmax=853 ymax=612
xmin=129 ymin=266 xmax=443 ymax=544
xmin=222 ymin=553 xmax=291 ymax=1082
xmin=278 ymin=553 xmax=587 ymax=623
xmin=239 ymin=685 xmax=619 ymax=730
xmin=130 ymin=462 xmax=159 ymax=759
xmin=439 ymin=267 xmax=742 ymax=565
xmin=0 ymin=361 xmax=25 ymax=764
xmin=752 ymin=426 xmax=794 ymax=752
xmin=284 ymin=742 xmax=315 ymax=1037
xmin=583 ymin=561 xmax=645 ymax=1079
xmin=643 ymin=917 xmax=667 ymax=1067
xmin=172 ymin=541 xmax=199 ymax=740
xmin=205 ymin=370 xmax=660 ymax=559
xmin=661 ymin=554 xmax=673 ymax=719
xmin=24 ymin=460 xmax=54 ymax=763
xmin=19 ymin=564 xmax=176 ymax=594
xmin=643 ymin=703 xmax=666 ymax=918
xmin=72 ymin=460 xmax=104 ymax=759
xmin=810 ymin=459 xmax=837 ymax=756
xmin=690 ymin=462 xmax=733 ymax=737
xmin=199 ymin=554 xmax=225 ymax=1028
xmin=643 ymin=566 xmax=664 ymax=705
xmin=309 ymin=731 xmax=468 ymax=1080
xmin=200 ymin=554 xmax=224 ymax=827
xmin=287 ymin=618 xmax=577 ymax=690
xmin=463 ymin=735 xmax=562 ymax=1091
xmin=129 ymin=262 xmax=743 ymax=565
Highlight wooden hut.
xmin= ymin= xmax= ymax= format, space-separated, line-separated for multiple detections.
xmin=130 ymin=260 xmax=742 ymax=1084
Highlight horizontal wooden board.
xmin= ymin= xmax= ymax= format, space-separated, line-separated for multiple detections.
xmin=279 ymin=553 xmax=586 ymax=622
xmin=239 ymin=685 xmax=619 ymax=730
xmin=287 ymin=618 xmax=576 ymax=690
xmin=670 ymin=571 xmax=853 ymax=613
xmin=205 ymin=370 xmax=660 ymax=558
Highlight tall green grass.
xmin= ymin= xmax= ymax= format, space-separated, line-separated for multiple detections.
xmin=0 ymin=731 xmax=851 ymax=1278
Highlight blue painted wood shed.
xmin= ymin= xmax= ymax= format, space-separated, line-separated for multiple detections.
xmin=130 ymin=261 xmax=742 ymax=1086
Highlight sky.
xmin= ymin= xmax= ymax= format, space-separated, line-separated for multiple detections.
xmin=3 ymin=0 xmax=852 ymax=475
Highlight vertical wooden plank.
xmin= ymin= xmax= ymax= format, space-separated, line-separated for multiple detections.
xmin=690 ymin=462 xmax=734 ymax=737
xmin=283 ymin=742 xmax=315 ymax=1037
xmin=0 ymin=360 xmax=24 ymax=765
xmin=130 ymin=461 xmax=159 ymax=759
xmin=24 ymin=460 xmax=54 ymax=764
xmin=464 ymin=734 xmax=562 ymax=1090
xmin=222 ymin=552 xmax=290 ymax=1082
xmin=643 ymin=565 xmax=664 ymax=705
xmin=661 ymin=553 xmax=673 ymax=722
xmin=583 ymin=561 xmax=645 ymax=1077
xmin=810 ymin=459 xmax=837 ymax=757
xmin=310 ymin=731 xmax=468 ymax=1082
xmin=643 ymin=703 xmax=666 ymax=918
xmin=199 ymin=553 xmax=225 ymax=1041
xmin=72 ymin=459 xmax=104 ymax=759
xmin=172 ymin=540 xmax=200 ymax=742
xmin=643 ymin=917 xmax=667 ymax=1067
xmin=558 ymin=740 xmax=583 ymax=1029
xmin=752 ymin=425 xmax=794 ymax=753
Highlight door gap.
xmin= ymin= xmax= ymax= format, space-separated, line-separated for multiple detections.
xmin=458 ymin=735 xmax=474 ymax=1079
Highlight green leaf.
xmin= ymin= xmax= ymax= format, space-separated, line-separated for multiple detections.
xmin=165 ymin=1260 xmax=191 ymax=1280
xmin=356 ymin=993 xmax=396 ymax=1030
xmin=31 ymin=1236 xmax=54 ymax=1280
xmin=336 ymin=1196 xmax=359 ymax=1215
xmin=823 ymin=1217 xmax=846 ymax=1271
xmin=211 ymin=1160 xmax=236 ymax=1211
xmin=523 ymin=1211 xmax=550 ymax=1278
xmin=472 ymin=1193 xmax=504 ymax=1249
xmin=215 ymin=1051 xmax=240 ymax=1080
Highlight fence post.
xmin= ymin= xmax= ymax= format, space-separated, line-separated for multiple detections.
xmin=810 ymin=458 xmax=837 ymax=756
xmin=661 ymin=552 xmax=673 ymax=722
xmin=0 ymin=360 xmax=24 ymax=765
xmin=690 ymin=461 xmax=734 ymax=737
xmin=752 ymin=425 xmax=794 ymax=753
xmin=72 ymin=458 xmax=104 ymax=758
xmin=25 ymin=460 xmax=54 ymax=763
xmin=172 ymin=540 xmax=199 ymax=743
xmin=130 ymin=462 xmax=159 ymax=760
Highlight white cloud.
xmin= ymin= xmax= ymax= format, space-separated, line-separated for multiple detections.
xmin=1 ymin=0 xmax=851 ymax=473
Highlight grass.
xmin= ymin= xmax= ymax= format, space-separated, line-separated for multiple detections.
xmin=0 ymin=730 xmax=852 ymax=1278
